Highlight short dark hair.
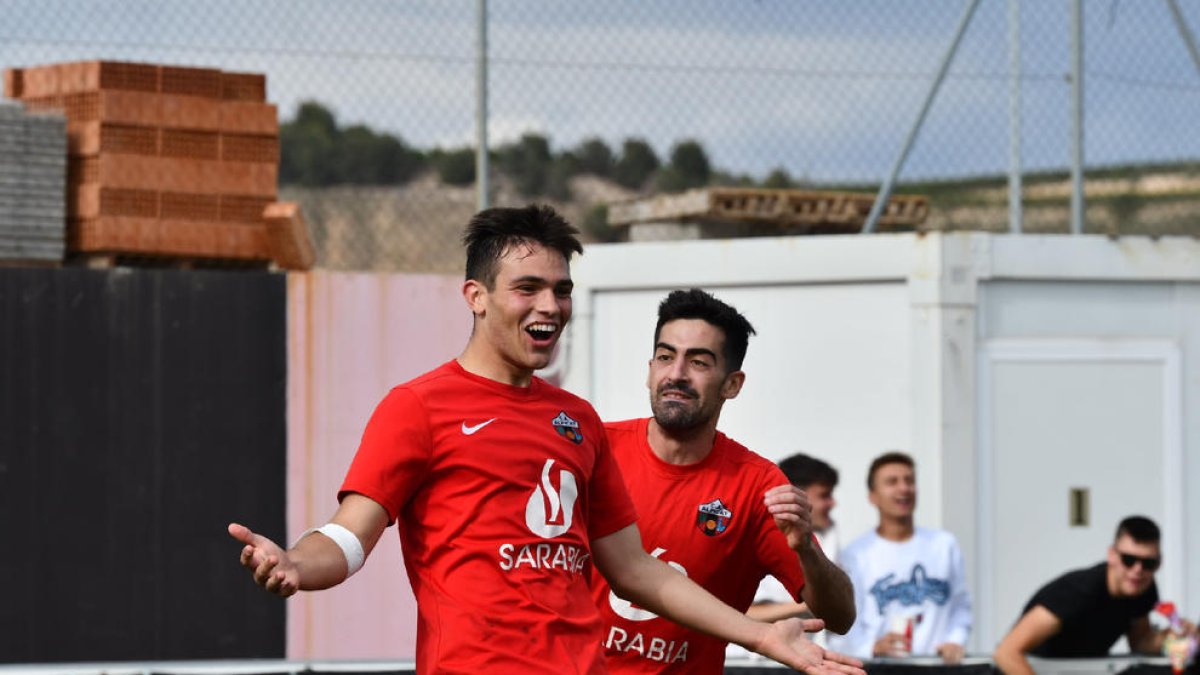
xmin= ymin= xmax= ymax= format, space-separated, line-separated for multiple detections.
xmin=1115 ymin=515 xmax=1160 ymax=544
xmin=778 ymin=453 xmax=839 ymax=489
xmin=654 ymin=288 xmax=756 ymax=372
xmin=462 ymin=204 xmax=583 ymax=289
xmin=867 ymin=451 xmax=914 ymax=491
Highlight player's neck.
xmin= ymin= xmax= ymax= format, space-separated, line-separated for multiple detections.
xmin=876 ymin=517 xmax=914 ymax=542
xmin=456 ymin=343 xmax=533 ymax=387
xmin=646 ymin=418 xmax=718 ymax=465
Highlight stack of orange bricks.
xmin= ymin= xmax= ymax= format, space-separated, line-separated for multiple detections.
xmin=3 ymin=60 xmax=313 ymax=269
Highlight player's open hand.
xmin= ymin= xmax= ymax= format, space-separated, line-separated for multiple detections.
xmin=228 ymin=522 xmax=300 ymax=597
xmin=757 ymin=617 xmax=866 ymax=675
xmin=763 ymin=484 xmax=815 ymax=550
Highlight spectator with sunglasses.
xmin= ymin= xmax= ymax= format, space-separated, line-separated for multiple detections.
xmin=994 ymin=515 xmax=1197 ymax=674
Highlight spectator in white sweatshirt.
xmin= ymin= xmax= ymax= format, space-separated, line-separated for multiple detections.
xmin=827 ymin=451 xmax=972 ymax=664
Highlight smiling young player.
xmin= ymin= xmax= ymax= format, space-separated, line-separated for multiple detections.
xmin=229 ymin=205 xmax=865 ymax=675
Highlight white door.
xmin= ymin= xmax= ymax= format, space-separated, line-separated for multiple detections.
xmin=976 ymin=340 xmax=1183 ymax=652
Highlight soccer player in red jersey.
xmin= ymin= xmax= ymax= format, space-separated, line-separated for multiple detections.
xmin=593 ymin=289 xmax=856 ymax=674
xmin=228 ymin=206 xmax=864 ymax=675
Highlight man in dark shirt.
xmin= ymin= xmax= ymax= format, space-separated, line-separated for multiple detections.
xmin=993 ymin=516 xmax=1196 ymax=674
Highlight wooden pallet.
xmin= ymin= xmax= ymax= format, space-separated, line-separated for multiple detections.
xmin=608 ymin=186 xmax=929 ymax=230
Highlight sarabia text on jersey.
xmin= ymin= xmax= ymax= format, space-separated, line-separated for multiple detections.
xmin=341 ymin=361 xmax=639 ymax=674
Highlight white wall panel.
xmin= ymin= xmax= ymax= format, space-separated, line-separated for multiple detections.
xmin=978 ymin=343 xmax=1181 ymax=651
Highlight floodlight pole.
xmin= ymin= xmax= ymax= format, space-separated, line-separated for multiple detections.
xmin=862 ymin=0 xmax=981 ymax=234
xmin=1069 ymin=0 xmax=1084 ymax=235
xmin=476 ymin=0 xmax=490 ymax=211
xmin=1008 ymin=0 xmax=1023 ymax=234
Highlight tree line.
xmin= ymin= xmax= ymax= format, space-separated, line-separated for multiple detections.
xmin=279 ymin=101 xmax=808 ymax=199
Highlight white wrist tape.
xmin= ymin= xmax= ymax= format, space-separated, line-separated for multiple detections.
xmin=296 ymin=523 xmax=365 ymax=578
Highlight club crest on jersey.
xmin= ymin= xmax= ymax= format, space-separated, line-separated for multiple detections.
xmin=696 ymin=499 xmax=732 ymax=536
xmin=551 ymin=411 xmax=583 ymax=444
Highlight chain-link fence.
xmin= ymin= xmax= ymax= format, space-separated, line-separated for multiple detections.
xmin=3 ymin=1 xmax=1199 ymax=272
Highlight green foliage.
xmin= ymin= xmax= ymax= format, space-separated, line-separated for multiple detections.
xmin=763 ymin=167 xmax=794 ymax=189
xmin=544 ymin=154 xmax=578 ymax=202
xmin=712 ymin=170 xmax=756 ymax=187
xmin=497 ymin=133 xmax=554 ymax=197
xmin=293 ymin=101 xmax=338 ymax=137
xmin=575 ymin=137 xmax=615 ymax=177
xmin=429 ymin=147 xmax=477 ymax=186
xmin=279 ymin=101 xmax=425 ymax=187
xmin=280 ymin=102 xmax=740 ymax=203
xmin=1108 ymin=192 xmax=1145 ymax=227
xmin=614 ymin=138 xmax=661 ymax=190
xmin=555 ymin=150 xmax=581 ymax=176
xmin=581 ymin=204 xmax=622 ymax=243
xmin=667 ymin=139 xmax=711 ymax=189
xmin=335 ymin=125 xmax=425 ymax=185
xmin=280 ymin=102 xmax=339 ymax=186
xmin=653 ymin=167 xmax=688 ymax=193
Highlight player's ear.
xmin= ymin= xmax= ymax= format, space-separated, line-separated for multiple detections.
xmin=463 ymin=279 xmax=487 ymax=316
xmin=721 ymin=370 xmax=745 ymax=400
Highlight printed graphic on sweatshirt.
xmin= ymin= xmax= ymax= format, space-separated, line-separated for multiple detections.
xmin=870 ymin=564 xmax=951 ymax=614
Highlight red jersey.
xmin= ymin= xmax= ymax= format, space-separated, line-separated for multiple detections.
xmin=341 ymin=361 xmax=639 ymax=674
xmin=591 ymin=418 xmax=807 ymax=674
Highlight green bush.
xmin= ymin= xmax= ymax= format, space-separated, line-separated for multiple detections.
xmin=614 ymin=138 xmax=660 ymax=190
xmin=431 ymin=147 xmax=477 ymax=186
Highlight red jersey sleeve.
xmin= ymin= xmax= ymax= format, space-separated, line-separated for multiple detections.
xmin=584 ymin=413 xmax=638 ymax=540
xmin=339 ymin=386 xmax=433 ymax=523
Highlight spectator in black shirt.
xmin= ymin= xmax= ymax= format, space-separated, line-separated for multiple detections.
xmin=994 ymin=516 xmax=1196 ymax=674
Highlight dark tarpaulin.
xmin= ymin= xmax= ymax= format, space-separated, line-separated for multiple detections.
xmin=0 ymin=267 xmax=286 ymax=662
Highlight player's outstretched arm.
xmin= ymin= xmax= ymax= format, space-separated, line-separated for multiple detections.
xmin=229 ymin=493 xmax=389 ymax=597
xmin=592 ymin=523 xmax=865 ymax=675
xmin=746 ymin=599 xmax=812 ymax=623
xmin=769 ymin=618 xmax=868 ymax=675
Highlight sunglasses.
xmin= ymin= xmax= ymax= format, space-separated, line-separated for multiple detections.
xmin=1117 ymin=551 xmax=1161 ymax=572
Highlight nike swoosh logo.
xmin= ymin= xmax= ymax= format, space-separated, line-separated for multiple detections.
xmin=461 ymin=418 xmax=497 ymax=435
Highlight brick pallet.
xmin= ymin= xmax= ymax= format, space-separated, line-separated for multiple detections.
xmin=3 ymin=60 xmax=311 ymax=269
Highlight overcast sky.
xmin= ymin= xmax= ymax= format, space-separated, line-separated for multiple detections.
xmin=3 ymin=0 xmax=1199 ymax=182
